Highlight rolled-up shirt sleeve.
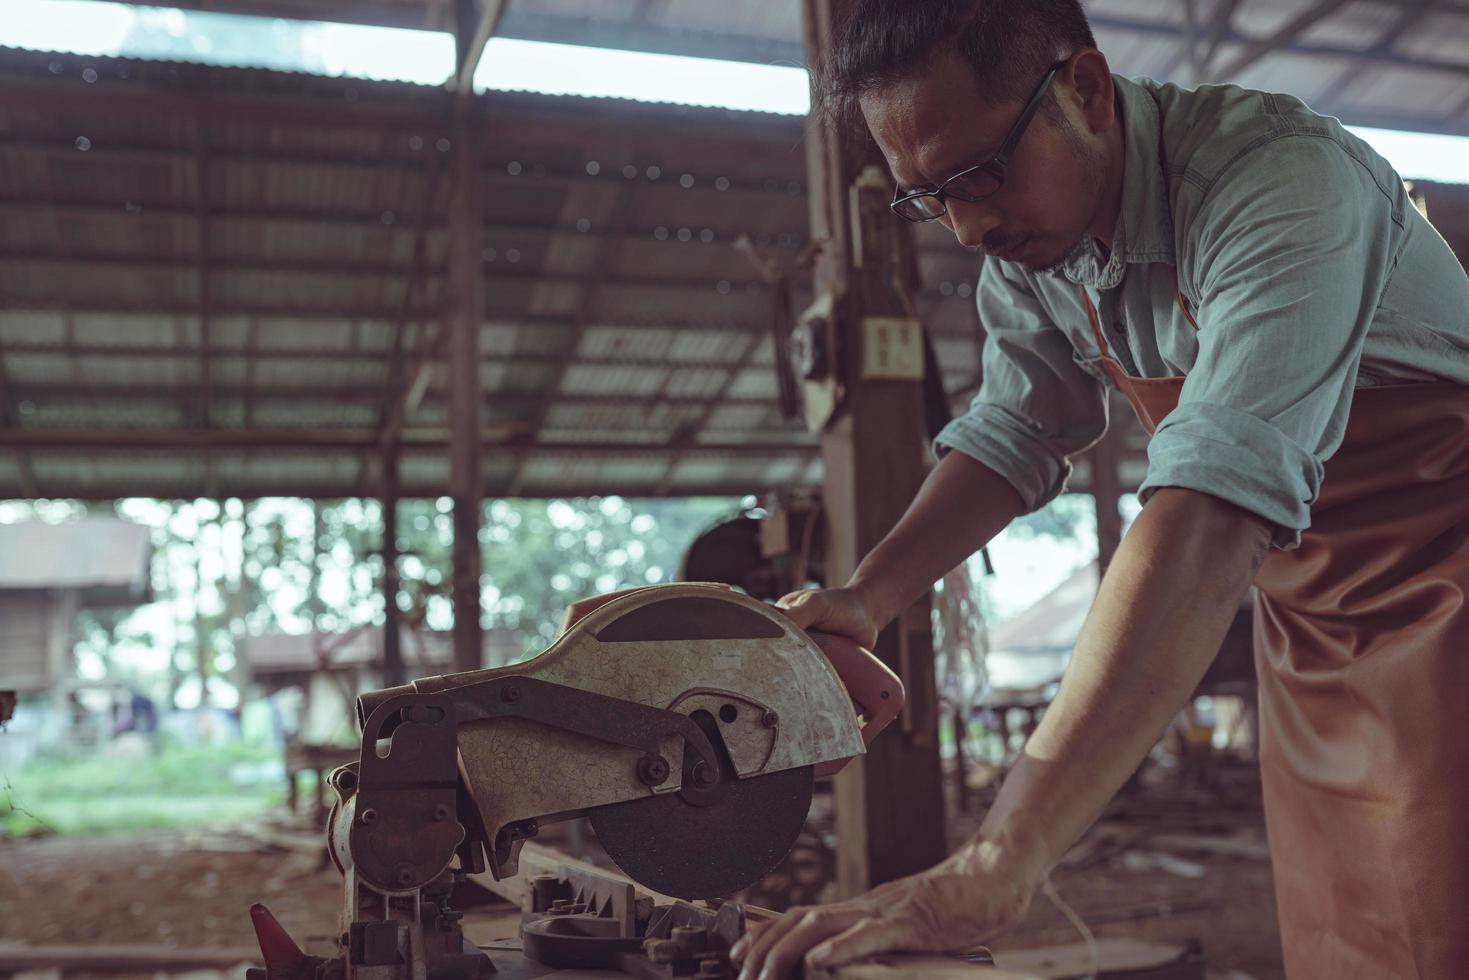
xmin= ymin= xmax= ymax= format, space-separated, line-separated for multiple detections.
xmin=1143 ymin=137 xmax=1400 ymax=548
xmin=934 ymin=260 xmax=1107 ymax=513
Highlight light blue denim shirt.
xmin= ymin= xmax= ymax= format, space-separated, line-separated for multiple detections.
xmin=934 ymin=74 xmax=1469 ymax=548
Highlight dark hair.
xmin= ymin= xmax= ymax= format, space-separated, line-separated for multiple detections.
xmin=816 ymin=0 xmax=1097 ymax=134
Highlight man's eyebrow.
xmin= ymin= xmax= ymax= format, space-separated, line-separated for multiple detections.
xmin=895 ymin=144 xmax=1001 ymax=196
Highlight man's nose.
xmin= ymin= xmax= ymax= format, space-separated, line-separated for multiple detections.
xmin=943 ymin=198 xmax=1001 ymax=249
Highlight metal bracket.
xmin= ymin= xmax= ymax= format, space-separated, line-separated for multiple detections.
xmin=446 ymin=674 xmax=722 ymax=778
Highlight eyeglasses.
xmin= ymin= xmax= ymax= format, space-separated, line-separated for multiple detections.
xmin=889 ymin=61 xmax=1065 ymax=223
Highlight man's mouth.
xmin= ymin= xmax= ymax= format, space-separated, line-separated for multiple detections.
xmin=984 ymin=236 xmax=1029 ymax=262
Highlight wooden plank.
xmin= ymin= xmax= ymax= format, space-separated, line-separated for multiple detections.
xmin=817 ymin=938 xmax=1198 ymax=980
xmin=993 ymin=938 xmax=1200 ymax=978
xmin=815 ymin=960 xmax=1039 ymax=980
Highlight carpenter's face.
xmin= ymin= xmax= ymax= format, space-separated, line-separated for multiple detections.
xmin=862 ymin=50 xmax=1111 ymax=272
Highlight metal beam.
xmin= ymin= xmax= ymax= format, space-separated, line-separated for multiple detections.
xmin=0 ymin=475 xmax=817 ymax=503
xmin=0 ymin=300 xmax=774 ymax=333
xmin=1087 ymin=6 xmax=1469 ymax=86
xmin=0 ymin=194 xmax=813 ymax=256
xmin=495 ymin=8 xmax=805 ymax=67
xmin=1 ymin=381 xmax=797 ymax=410
xmin=1314 ymin=0 xmax=1439 ymax=107
xmin=0 ymin=76 xmax=807 ymax=146
xmin=0 ymin=342 xmax=761 ymax=370
xmin=1210 ymin=0 xmax=1354 ymax=81
xmin=0 ymin=428 xmax=817 ymax=454
xmin=0 ymin=249 xmax=773 ymax=296
xmin=0 ymin=132 xmax=808 ymax=197
xmin=0 ymin=301 xmax=972 ymax=343
xmin=0 ymin=76 xmax=443 ymax=134
xmin=103 ymin=0 xmax=453 ymax=31
xmin=1159 ymin=0 xmax=1244 ymax=82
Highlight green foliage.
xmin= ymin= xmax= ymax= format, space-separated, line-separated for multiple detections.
xmin=0 ymin=739 xmax=285 ymax=837
xmin=477 ymin=497 xmax=743 ymax=656
xmin=0 ymin=494 xmax=746 ymax=836
xmin=3 ymin=494 xmax=746 ymax=702
xmin=1005 ymin=493 xmax=1098 ymax=541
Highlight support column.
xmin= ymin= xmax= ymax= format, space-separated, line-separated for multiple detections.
xmin=381 ymin=444 xmax=405 ymax=687
xmin=448 ymin=105 xmax=484 ymax=674
xmin=802 ymin=0 xmax=947 ymax=897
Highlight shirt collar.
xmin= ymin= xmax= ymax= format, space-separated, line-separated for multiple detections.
xmin=1058 ymin=74 xmax=1176 ymax=289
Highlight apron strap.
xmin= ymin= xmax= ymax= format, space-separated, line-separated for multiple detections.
xmin=1076 ymin=284 xmax=1115 ymax=359
xmin=1175 ymin=288 xmax=1201 ymax=332
xmin=1074 ymin=274 xmax=1201 ymax=361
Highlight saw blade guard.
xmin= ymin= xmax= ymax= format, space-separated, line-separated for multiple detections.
xmin=361 ymin=584 xmax=867 ymax=879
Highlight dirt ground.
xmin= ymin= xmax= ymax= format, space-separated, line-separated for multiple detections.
xmin=0 ymin=772 xmax=1282 ymax=980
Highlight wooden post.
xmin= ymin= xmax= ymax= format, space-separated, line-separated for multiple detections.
xmin=447 ymin=100 xmax=484 ymax=674
xmin=802 ymin=0 xmax=948 ymax=896
xmin=381 ymin=444 xmax=405 ymax=687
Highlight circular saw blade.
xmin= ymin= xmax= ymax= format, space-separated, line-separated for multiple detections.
xmin=589 ymin=765 xmax=814 ymax=900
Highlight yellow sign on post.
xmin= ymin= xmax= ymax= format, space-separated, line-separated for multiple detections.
xmin=861 ymin=316 xmax=925 ymax=381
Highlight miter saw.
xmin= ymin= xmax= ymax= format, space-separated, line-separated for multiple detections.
xmin=247 ymin=583 xmax=904 ymax=980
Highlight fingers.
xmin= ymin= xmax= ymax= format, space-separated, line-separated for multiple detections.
xmin=805 ymin=916 xmax=913 ymax=971
xmin=773 ymin=589 xmax=828 ymax=632
xmin=732 ymin=905 xmax=866 ymax=980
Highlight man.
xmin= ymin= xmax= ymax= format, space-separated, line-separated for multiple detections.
xmin=724 ymin=2 xmax=1469 ymax=978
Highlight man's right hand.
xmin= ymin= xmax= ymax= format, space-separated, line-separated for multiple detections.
xmin=774 ymin=586 xmax=883 ymax=649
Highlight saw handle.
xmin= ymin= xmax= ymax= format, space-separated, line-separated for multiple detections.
xmin=809 ymin=631 xmax=905 ymax=777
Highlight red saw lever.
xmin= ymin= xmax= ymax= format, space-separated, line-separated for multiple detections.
xmin=807 ymin=631 xmax=905 ymax=777
xmin=249 ymin=903 xmax=312 ymax=980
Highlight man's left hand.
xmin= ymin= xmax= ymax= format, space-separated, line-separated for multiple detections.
xmin=729 ymin=845 xmax=1039 ymax=979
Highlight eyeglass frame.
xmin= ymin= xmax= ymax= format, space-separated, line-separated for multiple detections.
xmin=888 ymin=60 xmax=1068 ymax=223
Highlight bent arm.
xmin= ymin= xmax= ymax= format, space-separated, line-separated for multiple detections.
xmin=850 ymin=450 xmax=1025 ymax=630
xmin=966 ymin=486 xmax=1271 ymax=884
xmin=778 ymin=450 xmax=1028 ymax=645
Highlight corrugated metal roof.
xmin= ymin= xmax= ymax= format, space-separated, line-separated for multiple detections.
xmin=0 ymin=45 xmax=840 ymax=499
xmin=46 ymin=0 xmax=1469 ymax=135
xmin=0 ymin=15 xmax=1465 ymax=500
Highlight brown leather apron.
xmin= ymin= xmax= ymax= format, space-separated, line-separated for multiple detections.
xmin=1079 ymin=284 xmax=1469 ymax=978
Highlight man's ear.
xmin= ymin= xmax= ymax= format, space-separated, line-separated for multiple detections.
xmin=1062 ymin=49 xmax=1116 ymax=135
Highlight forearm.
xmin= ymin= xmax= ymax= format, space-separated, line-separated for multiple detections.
xmin=848 ymin=451 xmax=1026 ymax=630
xmin=966 ymin=488 xmax=1271 ymax=883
